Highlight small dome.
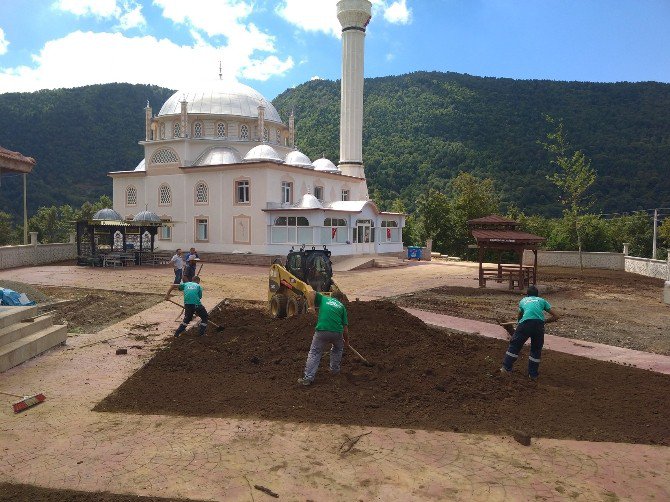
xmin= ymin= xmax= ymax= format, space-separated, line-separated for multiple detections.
xmin=194 ymin=146 xmax=242 ymax=166
xmin=298 ymin=194 xmax=323 ymax=209
xmin=285 ymin=150 xmax=313 ymax=168
xmin=313 ymin=157 xmax=339 ymax=172
xmin=133 ymin=211 xmax=162 ymax=223
xmin=134 ymin=159 xmax=146 ymax=172
xmin=93 ymin=208 xmax=123 ymax=221
xmin=244 ymin=145 xmax=283 ymax=163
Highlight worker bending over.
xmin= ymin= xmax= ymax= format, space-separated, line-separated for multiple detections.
xmin=166 ymin=276 xmax=208 ymax=337
xmin=298 ymin=288 xmax=348 ymax=386
xmin=500 ymin=285 xmax=559 ymax=380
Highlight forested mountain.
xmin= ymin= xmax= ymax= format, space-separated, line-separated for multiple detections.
xmin=1 ymin=73 xmax=669 ymax=220
xmin=0 ymin=84 xmax=174 ymax=217
xmin=274 ymin=72 xmax=670 ymax=215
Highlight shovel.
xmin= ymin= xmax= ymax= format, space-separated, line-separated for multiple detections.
xmin=165 ymin=298 xmax=224 ymax=332
xmin=347 ymin=343 xmax=373 ymax=367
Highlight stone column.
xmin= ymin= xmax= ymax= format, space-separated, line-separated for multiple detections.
xmin=180 ymin=99 xmax=188 ymax=138
xmin=337 ymin=0 xmax=371 ymax=180
xmin=623 ymin=243 xmax=630 ymax=256
xmin=145 ymin=101 xmax=152 ymax=141
xmin=69 ymin=232 xmax=76 ymax=244
xmin=257 ymin=105 xmax=266 ymax=142
xmin=29 ymin=231 xmax=38 ymax=246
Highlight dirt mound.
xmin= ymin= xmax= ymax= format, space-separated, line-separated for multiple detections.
xmin=0 ymin=483 xmax=204 ymax=502
xmin=95 ymin=300 xmax=670 ymax=445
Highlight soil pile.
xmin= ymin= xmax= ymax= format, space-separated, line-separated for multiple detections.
xmin=0 ymin=483 xmax=204 ymax=502
xmin=96 ymin=301 xmax=670 ymax=445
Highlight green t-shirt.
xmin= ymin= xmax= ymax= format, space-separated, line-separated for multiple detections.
xmin=179 ymin=282 xmax=203 ymax=306
xmin=518 ymin=296 xmax=551 ymax=323
xmin=314 ymin=293 xmax=348 ymax=333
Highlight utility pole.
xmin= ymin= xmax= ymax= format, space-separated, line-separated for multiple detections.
xmin=652 ymin=208 xmax=658 ymax=260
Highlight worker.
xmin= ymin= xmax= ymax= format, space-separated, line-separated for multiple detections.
xmin=166 ymin=275 xmax=208 ymax=337
xmin=169 ymin=248 xmax=184 ymax=285
xmin=298 ymin=288 xmax=349 ymax=386
xmin=500 ymin=285 xmax=559 ymax=381
xmin=183 ymin=254 xmax=199 ymax=282
xmin=185 ymin=247 xmax=199 ymax=261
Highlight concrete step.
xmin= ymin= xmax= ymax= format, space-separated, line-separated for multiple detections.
xmin=0 ymin=315 xmax=54 ymax=348
xmin=373 ymin=257 xmax=407 ymax=268
xmin=0 ymin=306 xmax=39 ymax=329
xmin=332 ymin=257 xmax=376 ymax=272
xmin=0 ymin=324 xmax=67 ymax=373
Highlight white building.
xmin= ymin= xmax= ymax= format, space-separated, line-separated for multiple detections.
xmin=109 ymin=0 xmax=404 ymax=257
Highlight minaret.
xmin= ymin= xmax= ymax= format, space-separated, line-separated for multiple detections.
xmin=144 ymin=101 xmax=152 ymax=141
xmin=337 ymin=0 xmax=371 ymax=179
xmin=288 ymin=109 xmax=295 ymax=148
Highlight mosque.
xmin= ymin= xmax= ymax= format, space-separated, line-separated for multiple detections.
xmin=109 ymin=0 xmax=404 ymax=257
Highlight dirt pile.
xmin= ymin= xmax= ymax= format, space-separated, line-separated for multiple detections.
xmin=96 ymin=300 xmax=670 ymax=445
xmin=0 ymin=483 xmax=204 ymax=502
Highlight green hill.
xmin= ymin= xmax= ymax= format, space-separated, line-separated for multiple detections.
xmin=1 ymin=73 xmax=669 ymax=220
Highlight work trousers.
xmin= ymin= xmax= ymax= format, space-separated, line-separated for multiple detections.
xmin=303 ymin=330 xmax=344 ymax=381
xmin=173 ymin=268 xmax=183 ymax=285
xmin=175 ymin=304 xmax=208 ymax=337
xmin=502 ymin=319 xmax=544 ymax=378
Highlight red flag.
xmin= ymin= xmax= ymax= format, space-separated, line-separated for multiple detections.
xmin=332 ymin=227 xmax=337 ymax=239
xmin=387 ymin=228 xmax=391 ymax=239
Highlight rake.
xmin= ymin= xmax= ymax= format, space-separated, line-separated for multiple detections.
xmin=165 ymin=298 xmax=224 ymax=332
xmin=0 ymin=391 xmax=46 ymax=413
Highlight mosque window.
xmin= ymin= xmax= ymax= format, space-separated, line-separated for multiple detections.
xmin=173 ymin=122 xmax=181 ymax=138
xmin=341 ymin=189 xmax=350 ymax=201
xmin=322 ymin=218 xmax=348 ymax=244
xmin=125 ymin=186 xmax=137 ymax=206
xmin=195 ymin=181 xmax=208 ymax=204
xmin=281 ymin=181 xmax=293 ymax=204
xmin=195 ymin=218 xmax=208 ymax=242
xmin=150 ymin=148 xmax=179 ymax=164
xmin=160 ymin=123 xmax=166 ymax=139
xmin=160 ymin=218 xmax=172 ymax=240
xmin=276 ymin=130 xmax=281 ymax=144
xmin=193 ymin=122 xmax=203 ymax=138
xmin=314 ymin=186 xmax=324 ymax=202
xmin=158 ymin=184 xmax=172 ymax=206
xmin=236 ymin=180 xmax=250 ymax=204
xmin=271 ymin=216 xmax=311 ymax=244
xmin=217 ymin=122 xmax=226 ymax=138
xmin=263 ymin=127 xmax=269 ymax=143
xmin=381 ymin=220 xmax=400 ymax=242
xmin=240 ymin=124 xmax=249 ymax=140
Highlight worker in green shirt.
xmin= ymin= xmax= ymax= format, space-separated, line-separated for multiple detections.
xmin=298 ymin=287 xmax=349 ymax=386
xmin=165 ymin=276 xmax=208 ymax=337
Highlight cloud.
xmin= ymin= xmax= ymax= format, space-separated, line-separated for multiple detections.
xmin=0 ymin=28 xmax=9 ymax=55
xmin=310 ymin=75 xmax=322 ymax=80
xmin=383 ymin=0 xmax=411 ymax=24
xmin=0 ymin=30 xmax=293 ymax=94
xmin=54 ymin=0 xmax=147 ymax=29
xmin=275 ymin=0 xmax=412 ymax=36
xmin=385 ymin=52 xmax=395 ymax=62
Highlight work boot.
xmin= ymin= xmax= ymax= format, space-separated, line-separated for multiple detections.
xmin=297 ymin=377 xmax=312 ymax=386
xmin=499 ymin=367 xmax=512 ymax=377
xmin=528 ymin=375 xmax=538 ymax=382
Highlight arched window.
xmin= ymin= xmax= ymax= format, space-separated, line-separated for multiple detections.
xmin=276 ymin=129 xmax=281 ymax=144
xmin=193 ymin=122 xmax=203 ymax=138
xmin=159 ymin=123 xmax=166 ymax=139
xmin=240 ymin=124 xmax=249 ymax=140
xmin=217 ymin=122 xmax=226 ymax=138
xmin=173 ymin=122 xmax=181 ymax=138
xmin=195 ymin=181 xmax=208 ymax=204
xmin=150 ymin=148 xmax=179 ymax=164
xmin=159 ymin=184 xmax=172 ymax=206
xmin=125 ymin=186 xmax=137 ymax=206
xmin=263 ymin=127 xmax=269 ymax=143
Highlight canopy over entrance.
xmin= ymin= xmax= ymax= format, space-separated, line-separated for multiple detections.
xmin=468 ymin=215 xmax=546 ymax=290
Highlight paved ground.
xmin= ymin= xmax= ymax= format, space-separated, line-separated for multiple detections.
xmin=1 ymin=263 xmax=669 ymax=501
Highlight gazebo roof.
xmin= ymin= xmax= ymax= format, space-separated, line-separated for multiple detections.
xmin=0 ymin=146 xmax=36 ymax=174
xmin=467 ymin=214 xmax=521 ymax=228
xmin=471 ymin=229 xmax=545 ymax=246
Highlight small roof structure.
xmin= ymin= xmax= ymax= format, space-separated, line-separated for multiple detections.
xmin=468 ymin=214 xmax=546 ymax=290
xmin=0 ymin=146 xmax=36 ymax=174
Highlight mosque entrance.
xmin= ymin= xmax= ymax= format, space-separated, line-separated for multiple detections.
xmin=353 ymin=219 xmax=374 ymax=254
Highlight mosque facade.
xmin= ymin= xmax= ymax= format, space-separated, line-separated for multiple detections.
xmin=109 ymin=0 xmax=404 ymax=257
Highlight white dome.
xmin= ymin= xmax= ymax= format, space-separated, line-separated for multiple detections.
xmin=285 ymin=150 xmax=313 ymax=168
xmin=133 ymin=211 xmax=162 ymax=223
xmin=298 ymin=194 xmax=323 ymax=209
xmin=194 ymin=146 xmax=242 ymax=166
xmin=244 ymin=145 xmax=283 ymax=163
xmin=134 ymin=159 xmax=146 ymax=172
xmin=313 ymin=157 xmax=339 ymax=172
xmin=93 ymin=208 xmax=123 ymax=221
xmin=158 ymin=79 xmax=282 ymax=123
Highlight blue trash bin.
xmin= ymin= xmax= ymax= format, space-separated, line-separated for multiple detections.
xmin=407 ymin=246 xmax=422 ymax=260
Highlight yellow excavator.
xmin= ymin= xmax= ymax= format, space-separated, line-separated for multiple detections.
xmin=268 ymin=246 xmax=345 ymax=318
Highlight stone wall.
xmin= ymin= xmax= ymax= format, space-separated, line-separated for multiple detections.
xmin=0 ymin=243 xmax=77 ymax=270
xmin=624 ymin=256 xmax=669 ymax=280
xmin=523 ymin=250 xmax=625 ymax=270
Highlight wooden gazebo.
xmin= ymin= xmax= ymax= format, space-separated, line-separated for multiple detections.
xmin=468 ymin=215 xmax=546 ymax=290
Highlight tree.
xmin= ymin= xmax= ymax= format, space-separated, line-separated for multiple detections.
xmin=415 ymin=189 xmax=452 ymax=254
xmin=542 ymin=116 xmax=596 ymax=270
xmin=0 ymin=211 xmax=19 ymax=245
xmin=656 ymin=217 xmax=670 ymax=254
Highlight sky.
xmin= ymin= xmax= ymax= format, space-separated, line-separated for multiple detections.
xmin=0 ymin=0 xmax=668 ymax=100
